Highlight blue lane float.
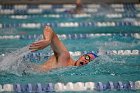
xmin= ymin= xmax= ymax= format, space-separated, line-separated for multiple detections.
xmin=22 ymin=49 xmax=139 ymax=62
xmin=4 ymin=13 xmax=139 ymax=20
xmin=0 ymin=4 xmax=138 ymax=10
xmin=0 ymin=81 xmax=140 ymax=92
xmin=14 ymin=83 xmax=54 ymax=92
xmin=0 ymin=49 xmax=139 ymax=62
xmin=1 ymin=21 xmax=140 ymax=29
xmin=0 ymin=33 xmax=140 ymax=40
xmin=0 ymin=4 xmax=139 ymax=15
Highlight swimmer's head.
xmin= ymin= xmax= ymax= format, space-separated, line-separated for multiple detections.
xmin=75 ymin=52 xmax=98 ymax=66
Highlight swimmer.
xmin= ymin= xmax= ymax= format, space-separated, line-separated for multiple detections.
xmin=65 ymin=0 xmax=83 ymax=14
xmin=74 ymin=0 xmax=83 ymax=13
xmin=29 ymin=26 xmax=97 ymax=72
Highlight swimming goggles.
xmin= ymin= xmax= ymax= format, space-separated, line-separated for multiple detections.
xmin=84 ymin=54 xmax=91 ymax=61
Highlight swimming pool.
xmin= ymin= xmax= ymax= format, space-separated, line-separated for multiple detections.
xmin=0 ymin=3 xmax=140 ymax=92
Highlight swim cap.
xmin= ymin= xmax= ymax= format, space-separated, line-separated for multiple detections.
xmin=85 ymin=52 xmax=98 ymax=57
xmin=91 ymin=52 xmax=98 ymax=58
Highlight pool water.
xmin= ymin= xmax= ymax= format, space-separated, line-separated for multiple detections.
xmin=0 ymin=4 xmax=140 ymax=93
xmin=0 ymin=32 xmax=140 ymax=92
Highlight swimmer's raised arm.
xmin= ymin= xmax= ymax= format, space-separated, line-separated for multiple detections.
xmin=29 ymin=26 xmax=72 ymax=72
xmin=29 ymin=26 xmax=69 ymax=56
xmin=29 ymin=26 xmax=53 ymax=52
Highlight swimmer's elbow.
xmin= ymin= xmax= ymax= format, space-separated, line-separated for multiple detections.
xmin=61 ymin=51 xmax=71 ymax=60
xmin=43 ymin=26 xmax=54 ymax=40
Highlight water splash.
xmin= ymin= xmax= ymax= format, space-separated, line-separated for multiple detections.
xmin=0 ymin=34 xmax=46 ymax=76
xmin=0 ymin=46 xmax=31 ymax=76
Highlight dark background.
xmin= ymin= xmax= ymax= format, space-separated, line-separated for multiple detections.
xmin=0 ymin=0 xmax=139 ymax=4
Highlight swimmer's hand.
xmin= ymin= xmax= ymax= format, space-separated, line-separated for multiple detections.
xmin=29 ymin=39 xmax=51 ymax=52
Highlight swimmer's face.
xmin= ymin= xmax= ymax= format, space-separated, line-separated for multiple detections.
xmin=75 ymin=53 xmax=96 ymax=66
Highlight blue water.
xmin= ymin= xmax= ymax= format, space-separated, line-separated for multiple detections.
xmin=0 ymin=4 xmax=140 ymax=93
xmin=0 ymin=33 xmax=140 ymax=92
